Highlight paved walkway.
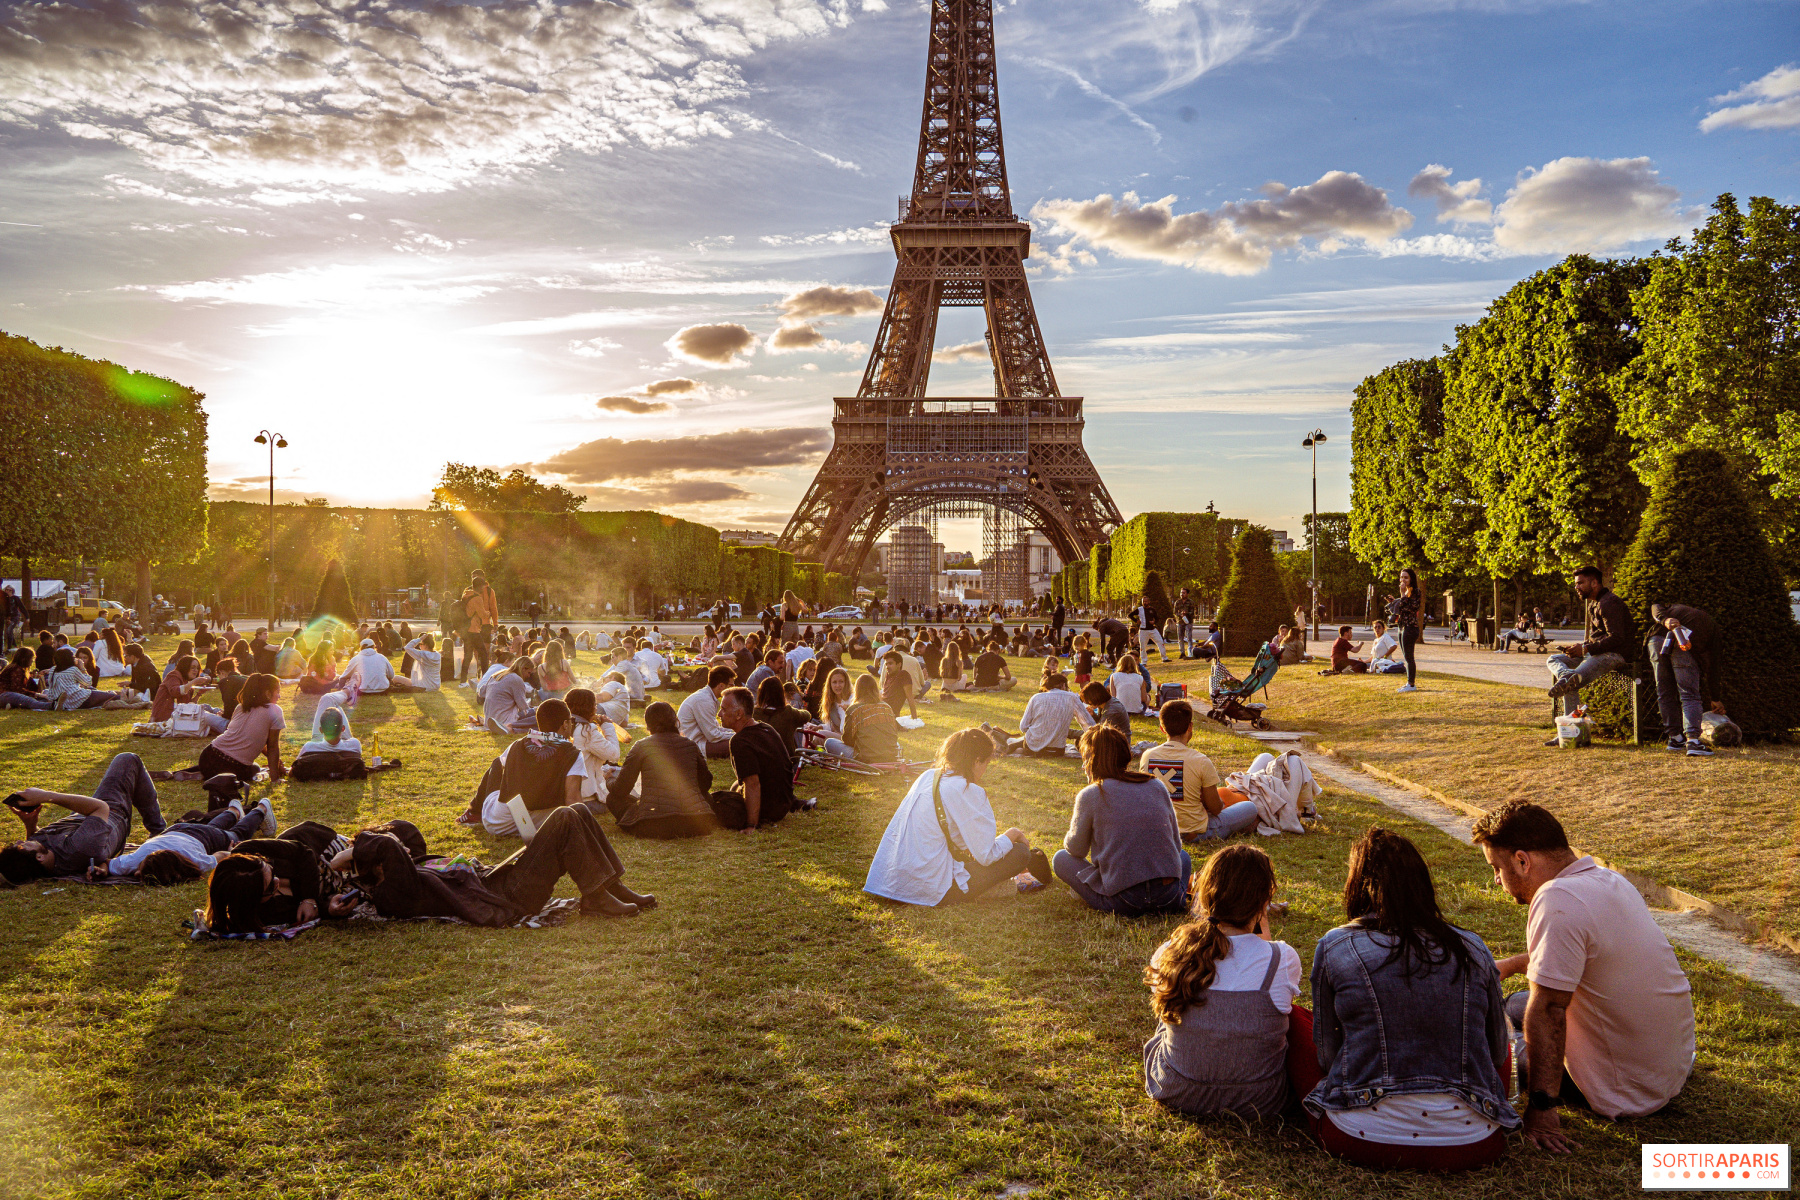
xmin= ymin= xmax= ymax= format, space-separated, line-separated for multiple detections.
xmin=1314 ymin=624 xmax=1575 ymax=690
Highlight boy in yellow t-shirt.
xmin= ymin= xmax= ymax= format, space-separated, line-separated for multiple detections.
xmin=1137 ymin=700 xmax=1259 ymax=842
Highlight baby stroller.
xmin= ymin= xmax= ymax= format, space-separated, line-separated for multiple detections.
xmin=1207 ymin=642 xmax=1281 ymax=731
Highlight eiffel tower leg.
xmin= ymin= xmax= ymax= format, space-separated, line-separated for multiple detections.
xmin=860 ymin=267 xmax=942 ymax=399
xmin=984 ymin=258 xmax=1058 ymax=398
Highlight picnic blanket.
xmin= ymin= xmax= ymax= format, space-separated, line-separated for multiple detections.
xmin=183 ymin=897 xmax=585 ymax=940
xmin=132 ymin=720 xmax=209 ymax=738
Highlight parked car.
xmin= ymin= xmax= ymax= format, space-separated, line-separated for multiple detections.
xmin=818 ymin=605 xmax=862 ymax=620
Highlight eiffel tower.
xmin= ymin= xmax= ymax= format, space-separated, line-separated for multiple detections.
xmin=777 ymin=0 xmax=1122 ymax=587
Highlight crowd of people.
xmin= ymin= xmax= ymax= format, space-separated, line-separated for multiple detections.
xmin=0 ymin=568 xmax=1713 ymax=1174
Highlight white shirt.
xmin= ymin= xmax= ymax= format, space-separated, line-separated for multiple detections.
xmin=404 ymin=638 xmax=441 ymax=690
xmin=349 ymin=648 xmax=394 ymax=693
xmin=480 ymin=743 xmax=591 ymax=837
xmin=474 ymin=661 xmax=507 ymax=701
xmin=592 ymin=631 xmax=612 ymax=650
xmin=632 ymin=648 xmax=665 ymax=685
xmin=1107 ymin=670 xmax=1147 ymax=714
xmin=785 ymin=645 xmax=815 ymax=674
xmin=1018 ymin=688 xmax=1094 ymax=752
xmin=616 ymin=660 xmax=647 ymax=701
xmin=677 ymin=687 xmax=730 ymax=747
xmin=1150 ymin=934 xmax=1302 ymax=1012
xmin=1371 ymin=631 xmax=1400 ymax=661
xmin=109 ymin=829 xmax=216 ymax=876
xmin=298 ymin=735 xmax=363 ymax=756
xmin=570 ymin=718 xmax=622 ymax=794
xmin=864 ymin=768 xmax=1014 ymax=905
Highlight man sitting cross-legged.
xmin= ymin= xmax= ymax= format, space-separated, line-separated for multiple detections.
xmin=1137 ymin=700 xmax=1258 ymax=843
xmin=677 ymin=664 xmax=736 ymax=758
xmin=0 ymin=752 xmax=168 ymax=884
xmin=328 ymin=810 xmax=651 ymax=922
xmin=458 ymin=699 xmax=591 ymax=835
xmin=982 ymin=672 xmax=1094 ymax=758
xmin=1474 ymin=801 xmax=1695 ymax=1153
xmin=708 ymin=686 xmax=798 ymax=831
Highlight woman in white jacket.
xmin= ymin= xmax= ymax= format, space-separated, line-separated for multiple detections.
xmin=864 ymin=728 xmax=1052 ymax=906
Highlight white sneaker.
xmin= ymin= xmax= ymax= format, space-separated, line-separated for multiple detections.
xmin=228 ymin=797 xmax=244 ymax=817
xmin=1396 ymin=684 xmax=1418 ymax=693
xmin=255 ymin=797 xmax=278 ymax=837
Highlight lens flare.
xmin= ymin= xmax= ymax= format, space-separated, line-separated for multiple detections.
xmin=105 ymin=366 xmax=184 ymax=407
xmin=452 ymin=509 xmax=500 ymax=551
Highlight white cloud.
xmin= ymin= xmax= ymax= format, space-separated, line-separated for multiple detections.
xmin=759 ymin=224 xmax=891 ymax=248
xmin=147 ymin=262 xmax=498 ymax=307
xmin=778 ymin=286 xmax=884 ymax=318
xmin=473 ymin=308 xmax=689 ymax=336
xmin=1406 ymin=165 xmax=1492 ymax=224
xmin=1031 ymin=172 xmax=1413 ymax=276
xmin=1701 ymin=64 xmax=1800 ymax=132
xmin=1491 ymin=157 xmax=1700 ymax=253
xmin=1022 ymin=58 xmax=1160 ymax=144
xmin=932 ymin=341 xmax=989 ymax=363
xmin=0 ymin=0 xmax=865 ymax=196
xmin=569 ymin=337 xmax=622 ymax=358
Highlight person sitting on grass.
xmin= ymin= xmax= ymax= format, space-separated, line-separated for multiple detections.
xmin=402 ymin=632 xmax=442 ymax=691
xmin=1142 ymin=844 xmax=1304 ymax=1117
xmin=744 ymin=648 xmax=785 ymax=697
xmin=153 ymin=673 xmax=287 ymax=784
xmin=152 ymin=656 xmax=226 ymax=732
xmin=481 ymin=656 xmax=540 ymax=734
xmin=678 ymin=664 xmax=736 ymax=758
xmin=0 ymin=752 xmax=168 ymax=884
xmin=1137 ymin=700 xmax=1259 ymax=843
xmin=937 ymin=643 xmax=966 ymax=700
xmin=89 ymin=797 xmax=277 ymax=885
xmin=841 ymin=672 xmax=902 ymax=763
xmin=460 ymin=698 xmax=589 ymax=836
xmin=123 ymin=642 xmax=159 ymax=697
xmin=329 ymin=806 xmax=652 ymax=922
xmin=163 ymin=637 xmax=195 ymax=679
xmin=273 ymin=636 xmax=305 ymax=679
xmin=1081 ymin=679 xmax=1132 ymax=740
xmin=43 ymin=646 xmax=125 ymax=711
xmin=0 ymin=646 xmax=50 ymax=710
xmin=1474 ymin=801 xmax=1694 ymax=1150
xmin=754 ymin=675 xmax=812 ymax=757
xmin=1327 ymin=626 xmax=1368 ymax=674
xmin=298 ymin=645 xmax=337 ymax=694
xmin=880 ymin=653 xmax=918 ymax=721
xmin=1050 ymin=726 xmax=1189 ymax=916
xmin=704 ymin=686 xmax=800 ymax=832
xmin=969 ymin=640 xmax=1015 ymax=691
xmin=1107 ymin=653 xmax=1150 ymax=715
xmin=564 ymin=687 xmax=623 ymax=782
xmin=1296 ymin=829 xmax=1518 ymax=1171
xmin=603 ymin=700 xmax=717 ymax=839
xmin=983 ymin=673 xmax=1093 ymax=758
xmin=863 ymin=727 xmax=1053 ymax=906
xmin=1367 ymin=620 xmax=1404 ymax=674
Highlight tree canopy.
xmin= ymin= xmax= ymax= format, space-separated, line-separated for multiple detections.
xmin=431 ymin=463 xmax=586 ymax=513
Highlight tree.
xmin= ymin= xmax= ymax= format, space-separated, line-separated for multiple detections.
xmin=1302 ymin=512 xmax=1378 ymax=616
xmin=1350 ymin=358 xmax=1444 ymax=578
xmin=1612 ymin=447 xmax=1800 ymax=741
xmin=1440 ymin=256 xmax=1650 ymax=580
xmin=1142 ymin=569 xmax=1175 ymax=625
xmin=431 ymin=463 xmax=586 ymax=513
xmin=0 ymin=333 xmax=208 ymax=620
xmin=310 ymin=557 xmax=357 ymax=627
xmin=1104 ymin=512 xmax=1227 ymax=605
xmin=1614 ymin=195 xmax=1800 ymax=579
xmin=1215 ymin=526 xmax=1290 ymax=652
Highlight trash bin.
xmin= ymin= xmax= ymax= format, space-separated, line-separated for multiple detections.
xmin=1474 ymin=616 xmax=1497 ymax=648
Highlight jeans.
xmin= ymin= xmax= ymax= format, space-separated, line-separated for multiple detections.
xmin=1546 ymin=651 xmax=1627 ymax=716
xmin=171 ymin=806 xmax=266 ymax=852
xmin=820 ymin=737 xmax=853 ymax=759
xmin=1650 ymin=635 xmax=1704 ymax=741
xmin=461 ymin=631 xmax=491 ymax=681
xmin=1184 ymin=800 xmax=1260 ymax=842
xmin=1401 ymin=625 xmax=1421 ymax=686
xmin=0 ymin=691 xmax=51 ymax=710
xmin=195 ymin=743 xmax=259 ymax=783
xmin=938 ymin=840 xmax=1034 ymax=904
xmin=1496 ymin=630 xmax=1530 ymax=651
xmin=1177 ymin=617 xmax=1193 ymax=653
xmin=1051 ymin=847 xmax=1191 ymax=915
xmin=484 ymin=805 xmax=624 ymax=913
xmin=97 ymin=752 xmax=167 ymax=842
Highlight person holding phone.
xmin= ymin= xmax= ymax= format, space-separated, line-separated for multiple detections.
xmin=0 ymin=753 xmax=168 ymax=884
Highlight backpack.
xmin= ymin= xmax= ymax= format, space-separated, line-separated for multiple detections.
xmin=1155 ymin=681 xmax=1187 ymax=709
xmin=290 ymin=749 xmax=368 ymax=782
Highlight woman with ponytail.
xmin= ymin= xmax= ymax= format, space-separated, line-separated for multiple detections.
xmin=1141 ymin=844 xmax=1304 ymax=1117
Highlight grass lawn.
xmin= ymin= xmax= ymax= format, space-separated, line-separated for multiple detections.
xmin=0 ymin=637 xmax=1795 ymax=1199
xmin=1178 ymin=651 xmax=1800 ymax=942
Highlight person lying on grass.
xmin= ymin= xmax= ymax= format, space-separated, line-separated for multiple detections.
xmin=1143 ymin=843 xmax=1304 ymax=1118
xmin=205 ymin=820 xmax=352 ymax=932
xmin=0 ymin=752 xmax=169 ymax=884
xmin=1138 ymin=700 xmax=1258 ymax=843
xmin=460 ymin=698 xmax=590 ymax=837
xmin=88 ymin=798 xmax=276 ymax=885
xmin=326 ymin=808 xmax=652 ymax=923
xmin=1051 ymin=725 xmax=1189 ymax=917
xmin=1474 ymin=800 xmax=1694 ymax=1153
xmin=1299 ymin=829 xmax=1519 ymax=1171
xmin=151 ymin=673 xmax=287 ymax=784
xmin=863 ymin=727 xmax=1053 ymax=905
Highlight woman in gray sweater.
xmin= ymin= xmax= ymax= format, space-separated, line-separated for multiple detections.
xmin=1052 ymin=725 xmax=1190 ymax=915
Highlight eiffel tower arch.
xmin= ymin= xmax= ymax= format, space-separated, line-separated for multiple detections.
xmin=778 ymin=0 xmax=1122 ymax=589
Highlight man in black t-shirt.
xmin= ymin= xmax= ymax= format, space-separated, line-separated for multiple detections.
xmin=707 ymin=687 xmax=796 ymax=831
xmin=0 ymin=752 xmax=168 ymax=883
xmin=972 ymin=642 xmax=1016 ymax=690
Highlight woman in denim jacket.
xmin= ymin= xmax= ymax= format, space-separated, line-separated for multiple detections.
xmin=1297 ymin=828 xmax=1519 ymax=1171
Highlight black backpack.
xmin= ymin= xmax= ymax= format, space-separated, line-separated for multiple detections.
xmin=290 ymin=749 xmax=368 ymax=782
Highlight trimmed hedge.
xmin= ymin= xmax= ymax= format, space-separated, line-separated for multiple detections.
xmin=1215 ymin=526 xmax=1290 ymax=650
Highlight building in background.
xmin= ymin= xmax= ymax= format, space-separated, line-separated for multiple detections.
xmin=1270 ymin=530 xmax=1296 ymax=553
xmin=879 ymin=525 xmax=947 ymax=605
xmin=721 ymin=529 xmax=781 ymax=548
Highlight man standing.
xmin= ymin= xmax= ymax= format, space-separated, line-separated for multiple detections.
xmin=1175 ymin=588 xmax=1196 ymax=656
xmin=1474 ymin=801 xmax=1694 ymax=1153
xmin=678 ymin=665 xmax=736 ymax=758
xmin=1050 ymin=597 xmax=1066 ymax=648
xmin=1134 ymin=592 xmax=1170 ymax=663
xmin=2 ymin=584 xmax=20 ymax=651
xmin=459 ymin=570 xmax=500 ymax=684
xmin=1545 ymin=566 xmax=1634 ymax=733
xmin=1647 ymin=601 xmax=1724 ymax=757
xmin=708 ymin=687 xmax=797 ymax=830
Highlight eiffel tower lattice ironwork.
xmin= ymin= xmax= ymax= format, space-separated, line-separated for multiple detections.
xmin=777 ymin=0 xmax=1122 ymax=583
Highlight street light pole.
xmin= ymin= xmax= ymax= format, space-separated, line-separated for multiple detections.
xmin=1301 ymin=429 xmax=1327 ymax=643
xmin=253 ymin=430 xmax=287 ymax=631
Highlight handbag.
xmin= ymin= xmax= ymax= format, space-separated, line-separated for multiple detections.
xmin=170 ymin=702 xmax=205 ymax=737
xmin=930 ymin=769 xmax=980 ymax=869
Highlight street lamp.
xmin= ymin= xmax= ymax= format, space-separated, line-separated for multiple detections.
xmin=1301 ymin=429 xmax=1327 ymax=643
xmin=253 ymin=430 xmax=287 ymax=631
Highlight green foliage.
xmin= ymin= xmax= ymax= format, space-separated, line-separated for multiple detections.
xmin=1440 ymin=256 xmax=1650 ymax=578
xmin=1104 ymin=512 xmax=1227 ymax=607
xmin=1350 ymin=358 xmax=1443 ymax=578
xmin=1215 ymin=526 xmax=1291 ymax=649
xmin=431 ymin=462 xmax=586 ymax=513
xmin=1142 ymin=570 xmax=1174 ymax=624
xmin=723 ymin=546 xmax=792 ymax=610
xmin=310 ymin=558 xmax=357 ymax=625
xmin=0 ymin=332 xmax=208 ymax=611
xmin=1614 ymin=195 xmax=1800 ymax=577
xmin=1614 ymin=447 xmax=1800 ymax=741
xmin=1087 ymin=544 xmax=1112 ymax=607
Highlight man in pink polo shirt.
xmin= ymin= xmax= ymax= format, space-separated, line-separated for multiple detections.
xmin=1473 ymin=801 xmax=1694 ymax=1154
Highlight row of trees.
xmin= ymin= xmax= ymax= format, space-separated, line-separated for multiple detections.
xmin=1351 ymin=194 xmax=1800 ymax=593
xmin=1053 ymin=511 xmax=1251 ymax=609
xmin=0 ymin=334 xmax=209 ymax=619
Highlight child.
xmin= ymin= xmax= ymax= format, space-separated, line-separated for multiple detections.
xmin=1073 ymin=634 xmax=1095 ymax=686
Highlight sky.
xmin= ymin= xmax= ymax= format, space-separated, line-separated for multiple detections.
xmin=1 ymin=0 xmax=1796 ymax=552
